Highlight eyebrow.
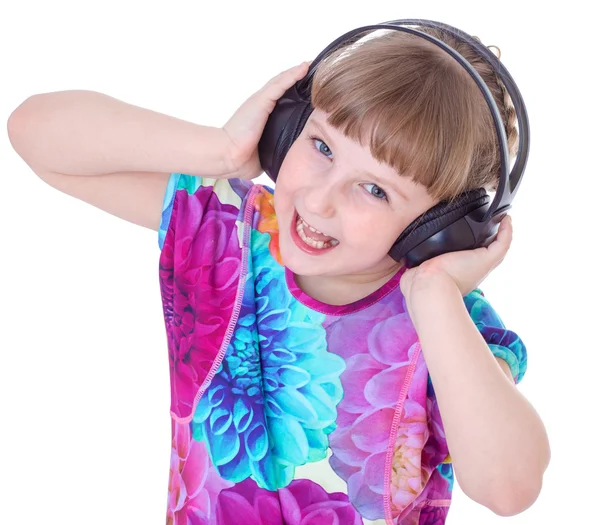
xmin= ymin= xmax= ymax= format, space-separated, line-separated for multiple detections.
xmin=309 ymin=119 xmax=409 ymax=201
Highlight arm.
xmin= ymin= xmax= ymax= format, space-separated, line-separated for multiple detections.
xmin=7 ymin=90 xmax=231 ymax=178
xmin=6 ymin=63 xmax=309 ymax=231
xmin=7 ymin=62 xmax=310 ymax=180
xmin=6 ymin=91 xmax=233 ymax=231
xmin=406 ymin=272 xmax=550 ymax=516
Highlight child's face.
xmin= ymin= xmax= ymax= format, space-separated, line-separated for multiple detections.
xmin=274 ymin=109 xmax=438 ymax=279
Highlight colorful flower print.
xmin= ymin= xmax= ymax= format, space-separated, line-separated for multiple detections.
xmin=167 ymin=419 xmax=234 ymax=525
xmin=324 ymin=302 xmax=421 ymax=520
xmin=191 ymin=230 xmax=346 ymax=490
xmin=254 ymin=187 xmax=282 ymax=264
xmin=389 ymin=353 xmax=430 ymax=513
xmin=464 ymin=289 xmax=527 ymax=383
xmin=160 ymin=184 xmax=244 ymax=419
xmin=437 ymin=463 xmax=454 ymax=493
xmin=418 ymin=505 xmax=449 ymax=525
xmin=215 ymin=477 xmax=364 ymax=525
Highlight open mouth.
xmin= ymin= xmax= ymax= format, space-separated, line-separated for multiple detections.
xmin=292 ymin=210 xmax=339 ymax=252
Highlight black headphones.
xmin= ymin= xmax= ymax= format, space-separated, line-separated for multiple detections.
xmin=258 ymin=18 xmax=529 ymax=268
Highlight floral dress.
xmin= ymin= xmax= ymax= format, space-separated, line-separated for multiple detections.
xmin=157 ymin=174 xmax=527 ymax=525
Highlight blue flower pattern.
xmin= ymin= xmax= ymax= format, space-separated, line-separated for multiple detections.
xmin=464 ymin=289 xmax=528 ymax=383
xmin=191 ymin=230 xmax=346 ymax=490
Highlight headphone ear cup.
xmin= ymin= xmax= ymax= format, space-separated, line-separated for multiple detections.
xmin=389 ymin=188 xmax=490 ymax=265
xmin=258 ymin=83 xmax=313 ymax=182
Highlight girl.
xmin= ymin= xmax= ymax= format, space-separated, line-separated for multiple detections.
xmin=8 ymin=24 xmax=550 ymax=525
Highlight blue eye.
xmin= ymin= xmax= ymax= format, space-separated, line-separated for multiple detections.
xmin=309 ymin=135 xmax=333 ymax=159
xmin=362 ymin=183 xmax=388 ymax=201
xmin=308 ymin=134 xmax=388 ymax=203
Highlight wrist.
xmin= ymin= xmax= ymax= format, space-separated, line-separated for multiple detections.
xmin=407 ymin=267 xmax=458 ymax=300
xmin=214 ymin=127 xmax=238 ymax=178
xmin=405 ymin=270 xmax=462 ymax=323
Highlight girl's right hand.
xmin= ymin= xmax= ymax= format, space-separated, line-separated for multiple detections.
xmin=221 ymin=61 xmax=311 ymax=180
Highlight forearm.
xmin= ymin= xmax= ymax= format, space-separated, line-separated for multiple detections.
xmin=407 ymin=276 xmax=550 ymax=515
xmin=7 ymin=90 xmax=230 ymax=177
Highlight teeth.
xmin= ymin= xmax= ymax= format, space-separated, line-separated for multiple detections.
xmin=296 ymin=214 xmax=339 ymax=250
xmin=298 ymin=215 xmax=329 ymax=237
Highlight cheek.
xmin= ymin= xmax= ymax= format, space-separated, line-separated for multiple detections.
xmin=273 ymin=178 xmax=298 ymax=224
xmin=280 ymin=139 xmax=316 ymax=179
xmin=274 ymin=152 xmax=310 ymax=209
xmin=275 ymin=156 xmax=298 ymax=193
xmin=342 ymin=214 xmax=399 ymax=246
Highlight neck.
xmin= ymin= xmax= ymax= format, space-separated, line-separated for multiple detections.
xmin=293 ymin=263 xmax=403 ymax=306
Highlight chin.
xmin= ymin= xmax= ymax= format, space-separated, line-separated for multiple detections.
xmin=279 ymin=250 xmax=331 ymax=276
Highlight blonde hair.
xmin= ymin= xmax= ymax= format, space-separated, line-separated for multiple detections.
xmin=309 ymin=27 xmax=519 ymax=202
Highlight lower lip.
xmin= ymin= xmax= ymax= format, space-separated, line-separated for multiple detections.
xmin=290 ymin=211 xmax=338 ymax=256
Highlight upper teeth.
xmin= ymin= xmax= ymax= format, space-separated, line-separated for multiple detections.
xmin=295 ymin=213 xmax=339 ymax=249
xmin=299 ymin=215 xmax=327 ymax=235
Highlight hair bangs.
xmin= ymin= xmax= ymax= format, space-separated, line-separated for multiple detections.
xmin=309 ymin=29 xmax=499 ymax=203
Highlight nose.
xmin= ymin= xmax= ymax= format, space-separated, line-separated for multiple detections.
xmin=303 ymin=180 xmax=336 ymax=218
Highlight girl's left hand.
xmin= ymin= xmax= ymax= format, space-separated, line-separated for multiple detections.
xmin=400 ymin=214 xmax=513 ymax=300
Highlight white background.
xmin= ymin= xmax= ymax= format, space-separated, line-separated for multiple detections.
xmin=1 ymin=1 xmax=598 ymax=523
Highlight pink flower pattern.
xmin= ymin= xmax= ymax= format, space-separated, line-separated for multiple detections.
xmin=167 ymin=419 xmax=235 ymax=524
xmin=160 ymin=185 xmax=243 ymax=420
xmin=216 ymin=477 xmax=364 ymax=525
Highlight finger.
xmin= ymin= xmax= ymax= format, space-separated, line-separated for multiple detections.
xmin=254 ymin=64 xmax=309 ymax=110
xmin=251 ymin=63 xmax=303 ymax=97
xmin=268 ymin=62 xmax=309 ymax=86
xmin=486 ymin=215 xmax=513 ymax=262
xmin=247 ymin=63 xmax=301 ymax=100
xmin=499 ymin=215 xmax=513 ymax=238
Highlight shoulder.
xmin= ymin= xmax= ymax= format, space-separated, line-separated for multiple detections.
xmin=159 ymin=175 xmax=263 ymax=250
xmin=165 ymin=174 xmax=257 ymax=208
